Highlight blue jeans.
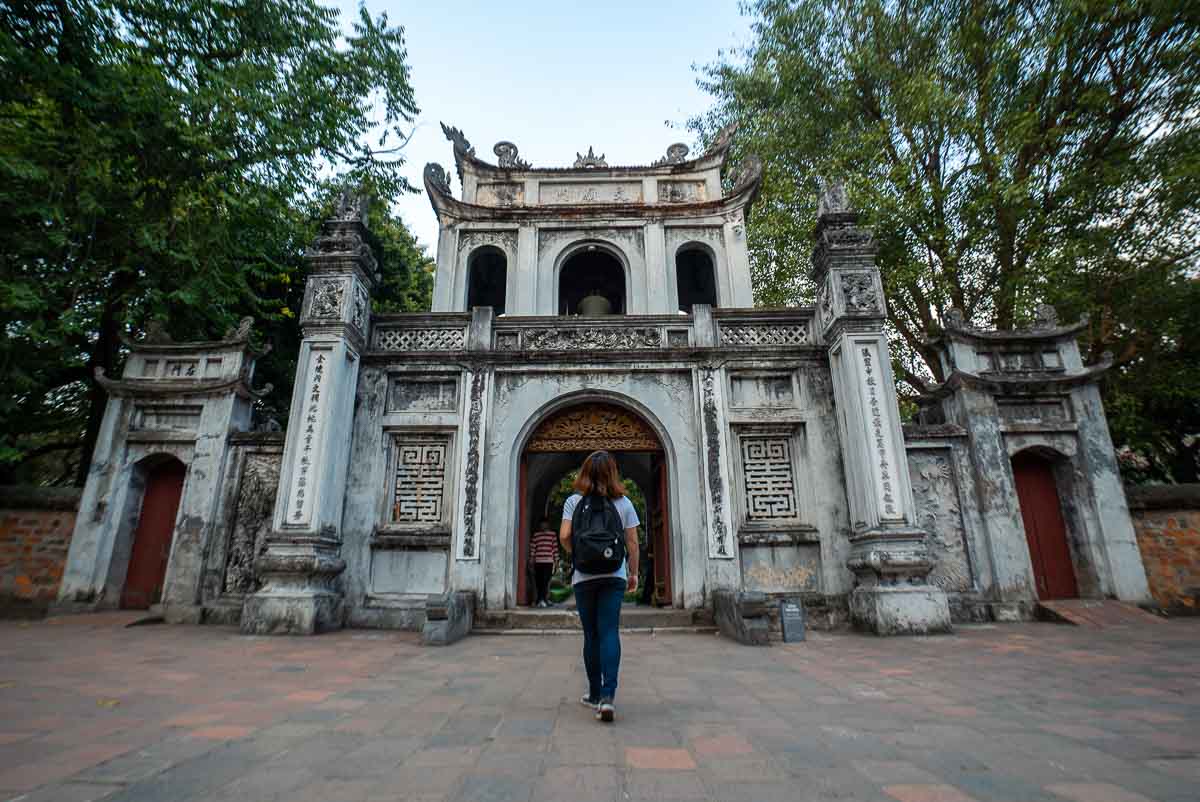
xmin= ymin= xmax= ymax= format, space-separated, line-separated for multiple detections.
xmin=574 ymin=578 xmax=625 ymax=701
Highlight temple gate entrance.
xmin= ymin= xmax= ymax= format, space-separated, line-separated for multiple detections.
xmin=517 ymin=403 xmax=672 ymax=607
xmin=1012 ymin=451 xmax=1079 ymax=600
xmin=120 ymin=458 xmax=187 ymax=609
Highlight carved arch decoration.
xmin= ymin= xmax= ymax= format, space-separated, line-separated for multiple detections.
xmin=525 ymin=403 xmax=662 ymax=453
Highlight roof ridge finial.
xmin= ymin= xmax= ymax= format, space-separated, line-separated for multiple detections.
xmin=573 ymin=146 xmax=607 ymax=169
xmin=817 ymin=176 xmax=850 ymax=217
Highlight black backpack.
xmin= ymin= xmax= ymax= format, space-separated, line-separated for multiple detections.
xmin=571 ymin=494 xmax=626 ymax=574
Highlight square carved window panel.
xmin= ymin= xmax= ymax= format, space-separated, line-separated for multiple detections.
xmin=391 ymin=434 xmax=450 ymax=524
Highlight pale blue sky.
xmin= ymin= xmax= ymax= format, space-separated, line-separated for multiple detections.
xmin=334 ymin=0 xmax=752 ymax=249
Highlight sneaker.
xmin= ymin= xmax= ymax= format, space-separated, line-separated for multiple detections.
xmin=580 ymin=694 xmax=600 ymax=708
xmin=596 ymin=697 xmax=614 ymax=723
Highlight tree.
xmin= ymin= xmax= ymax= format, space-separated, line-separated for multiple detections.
xmin=0 ymin=0 xmax=430 ymax=485
xmin=694 ymin=0 xmax=1200 ymax=480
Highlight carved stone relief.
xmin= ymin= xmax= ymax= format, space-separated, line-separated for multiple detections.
xmin=536 ymin=227 xmax=643 ymax=263
xmin=308 ymin=278 xmax=346 ymax=320
xmin=460 ymin=371 xmax=485 ymax=558
xmin=701 ymin=369 xmax=729 ymax=557
xmin=388 ymin=377 xmax=459 ymax=413
xmin=817 ymin=279 xmax=834 ymax=327
xmin=520 ymin=327 xmax=661 ymax=351
xmin=351 ymin=282 xmax=370 ymax=333
xmin=526 ymin=403 xmax=661 ymax=453
xmin=458 ymin=229 xmax=517 ymax=255
xmin=741 ymin=544 xmax=820 ymax=593
xmin=666 ymin=226 xmax=724 ymax=253
xmin=476 ymin=183 xmax=525 ymax=207
xmin=840 ymin=273 xmax=879 ymax=313
xmin=223 ymin=453 xmax=281 ymax=594
xmin=997 ymin=397 xmax=1071 ymax=424
xmin=657 ymin=181 xmax=707 ymax=203
xmin=728 ymin=375 xmax=795 ymax=408
xmin=907 ymin=451 xmax=973 ymax=591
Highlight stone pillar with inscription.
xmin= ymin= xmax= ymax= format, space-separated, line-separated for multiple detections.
xmin=813 ymin=181 xmax=951 ymax=635
xmin=241 ymin=193 xmax=376 ymax=635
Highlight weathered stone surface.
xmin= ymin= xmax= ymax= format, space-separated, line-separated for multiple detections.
xmin=421 ymin=590 xmax=475 ymax=645
xmin=850 ymin=584 xmax=953 ymax=636
xmin=713 ymin=589 xmax=770 ymax=646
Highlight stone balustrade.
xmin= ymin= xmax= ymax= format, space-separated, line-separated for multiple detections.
xmin=368 ymin=308 xmax=817 ymax=354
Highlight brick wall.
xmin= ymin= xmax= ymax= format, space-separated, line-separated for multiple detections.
xmin=0 ymin=487 xmax=81 ymax=617
xmin=1127 ymin=484 xmax=1200 ymax=615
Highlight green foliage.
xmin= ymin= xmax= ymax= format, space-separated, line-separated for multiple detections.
xmin=0 ymin=0 xmax=432 ymax=485
xmin=696 ymin=0 xmax=1200 ymax=480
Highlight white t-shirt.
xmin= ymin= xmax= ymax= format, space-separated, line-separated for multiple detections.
xmin=562 ymin=493 xmax=640 ymax=586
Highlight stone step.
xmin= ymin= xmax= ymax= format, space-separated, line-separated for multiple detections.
xmin=475 ymin=606 xmax=711 ymax=632
xmin=1035 ymin=599 xmax=1165 ymax=628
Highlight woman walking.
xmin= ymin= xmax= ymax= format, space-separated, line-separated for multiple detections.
xmin=559 ymin=450 xmax=639 ymax=723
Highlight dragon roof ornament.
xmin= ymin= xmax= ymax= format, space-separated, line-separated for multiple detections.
xmin=493 ymin=141 xmax=530 ymax=170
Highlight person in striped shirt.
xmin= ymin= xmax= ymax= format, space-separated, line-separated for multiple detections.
xmin=530 ymin=517 xmax=559 ymax=608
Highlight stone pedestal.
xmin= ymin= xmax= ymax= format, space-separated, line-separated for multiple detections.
xmin=241 ymin=545 xmax=346 ymax=635
xmin=813 ymin=180 xmax=950 ymax=635
xmin=846 ymin=528 xmax=951 ymax=635
xmin=241 ymin=193 xmax=375 ymax=635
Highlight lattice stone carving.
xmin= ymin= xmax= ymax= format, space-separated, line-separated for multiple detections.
xmin=741 ymin=437 xmax=798 ymax=520
xmin=720 ymin=323 xmax=809 ymax=346
xmin=392 ymin=435 xmax=449 ymax=523
xmin=372 ymin=327 xmax=466 ymax=351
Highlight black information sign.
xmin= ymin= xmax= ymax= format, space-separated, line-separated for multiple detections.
xmin=780 ymin=598 xmax=806 ymax=643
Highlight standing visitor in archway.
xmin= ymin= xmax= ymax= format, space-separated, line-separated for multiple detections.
xmin=559 ymin=450 xmax=639 ymax=723
xmin=530 ymin=517 xmax=559 ymax=608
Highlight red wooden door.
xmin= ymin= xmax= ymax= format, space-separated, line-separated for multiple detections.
xmin=650 ymin=455 xmax=672 ymax=606
xmin=1011 ymin=453 xmax=1078 ymax=599
xmin=121 ymin=460 xmax=186 ymax=609
xmin=516 ymin=456 xmax=530 ymax=606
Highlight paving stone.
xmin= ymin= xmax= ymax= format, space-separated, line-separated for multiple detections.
xmin=625 ymin=748 xmax=697 ymax=770
xmin=1 ymin=620 xmax=1198 ymax=802
xmin=621 ymin=769 xmax=708 ymax=800
xmin=1045 ymin=782 xmax=1160 ymax=802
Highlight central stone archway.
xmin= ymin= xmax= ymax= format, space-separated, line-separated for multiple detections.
xmin=517 ymin=402 xmax=672 ymax=607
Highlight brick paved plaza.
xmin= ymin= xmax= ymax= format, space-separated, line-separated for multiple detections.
xmin=1 ymin=616 xmax=1197 ymax=802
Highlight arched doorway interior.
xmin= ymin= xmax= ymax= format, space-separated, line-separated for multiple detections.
xmin=517 ymin=403 xmax=671 ymax=607
xmin=1012 ymin=450 xmax=1079 ymax=599
xmin=466 ymin=246 xmax=507 ymax=315
xmin=121 ymin=457 xmax=187 ymax=609
xmin=676 ymin=246 xmax=718 ymax=311
xmin=558 ymin=246 xmax=625 ymax=315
